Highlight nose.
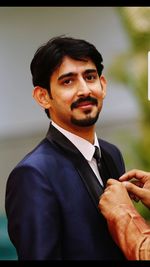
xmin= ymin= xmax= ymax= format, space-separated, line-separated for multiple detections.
xmin=76 ymin=78 xmax=91 ymax=97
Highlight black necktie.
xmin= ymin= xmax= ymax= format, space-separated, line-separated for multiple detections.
xmin=93 ymin=146 xmax=104 ymax=187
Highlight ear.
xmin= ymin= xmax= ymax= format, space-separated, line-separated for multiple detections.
xmin=32 ymin=86 xmax=51 ymax=109
xmin=99 ymin=75 xmax=107 ymax=99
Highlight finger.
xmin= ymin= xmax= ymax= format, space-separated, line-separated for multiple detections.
xmin=119 ymin=169 xmax=149 ymax=183
xmin=122 ymin=181 xmax=145 ymax=200
xmin=128 ymin=192 xmax=140 ymax=202
xmin=132 ymin=180 xmax=143 ymax=188
xmin=123 ymin=180 xmax=143 ymax=188
xmin=106 ymin=178 xmax=120 ymax=187
xmin=122 ymin=183 xmax=140 ymax=201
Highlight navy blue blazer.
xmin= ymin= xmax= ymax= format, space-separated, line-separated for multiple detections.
xmin=5 ymin=124 xmax=126 ymax=260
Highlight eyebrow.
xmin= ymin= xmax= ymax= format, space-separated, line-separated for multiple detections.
xmin=58 ymin=69 xmax=97 ymax=81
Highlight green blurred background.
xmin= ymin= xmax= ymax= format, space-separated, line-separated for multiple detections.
xmin=108 ymin=7 xmax=150 ymax=221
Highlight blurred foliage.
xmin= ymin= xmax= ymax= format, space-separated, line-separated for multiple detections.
xmin=0 ymin=215 xmax=17 ymax=260
xmin=109 ymin=7 xmax=150 ymax=219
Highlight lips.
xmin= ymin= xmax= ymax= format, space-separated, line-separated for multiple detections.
xmin=76 ymin=101 xmax=94 ymax=108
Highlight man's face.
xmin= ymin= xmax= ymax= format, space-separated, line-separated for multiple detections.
xmin=49 ymin=56 xmax=106 ymax=131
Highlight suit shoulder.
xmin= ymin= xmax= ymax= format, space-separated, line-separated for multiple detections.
xmin=99 ymin=138 xmax=122 ymax=155
xmin=14 ymin=138 xmax=52 ymax=168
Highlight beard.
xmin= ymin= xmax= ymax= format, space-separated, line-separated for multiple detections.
xmin=70 ymin=96 xmax=101 ymax=127
xmin=71 ymin=110 xmax=100 ymax=127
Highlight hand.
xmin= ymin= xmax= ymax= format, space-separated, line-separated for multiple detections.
xmin=119 ymin=169 xmax=150 ymax=209
xmin=98 ymin=179 xmax=134 ymax=220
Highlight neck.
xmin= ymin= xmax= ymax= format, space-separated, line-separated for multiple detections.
xmin=52 ymin=121 xmax=95 ymax=144
xmin=71 ymin=126 xmax=95 ymax=144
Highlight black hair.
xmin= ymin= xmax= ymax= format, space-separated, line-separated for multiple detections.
xmin=30 ymin=35 xmax=104 ymax=118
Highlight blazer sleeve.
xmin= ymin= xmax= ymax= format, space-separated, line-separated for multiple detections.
xmin=5 ymin=164 xmax=62 ymax=260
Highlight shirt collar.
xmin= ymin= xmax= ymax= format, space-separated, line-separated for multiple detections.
xmin=51 ymin=121 xmax=101 ymax=161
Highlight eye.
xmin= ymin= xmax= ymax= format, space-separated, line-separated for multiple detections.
xmin=86 ymin=74 xmax=97 ymax=81
xmin=63 ymin=78 xmax=73 ymax=85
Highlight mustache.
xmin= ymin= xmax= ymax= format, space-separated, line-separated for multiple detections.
xmin=71 ymin=96 xmax=98 ymax=110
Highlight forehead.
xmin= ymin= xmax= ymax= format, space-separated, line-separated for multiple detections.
xmin=53 ymin=56 xmax=97 ymax=78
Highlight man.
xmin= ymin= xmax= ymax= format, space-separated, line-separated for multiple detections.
xmin=5 ymin=35 xmax=126 ymax=260
xmin=99 ymin=169 xmax=150 ymax=260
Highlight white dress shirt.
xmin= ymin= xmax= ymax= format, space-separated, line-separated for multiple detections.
xmin=51 ymin=121 xmax=104 ymax=186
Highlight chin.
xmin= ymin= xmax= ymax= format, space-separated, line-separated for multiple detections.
xmin=71 ymin=113 xmax=100 ymax=127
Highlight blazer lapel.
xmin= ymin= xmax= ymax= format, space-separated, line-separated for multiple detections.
xmin=46 ymin=124 xmax=104 ymax=209
xmin=100 ymin=145 xmax=121 ymax=186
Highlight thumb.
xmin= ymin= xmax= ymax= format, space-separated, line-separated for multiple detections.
xmin=122 ymin=181 xmax=144 ymax=199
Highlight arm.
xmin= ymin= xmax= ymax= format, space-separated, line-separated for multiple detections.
xmin=98 ymin=179 xmax=150 ymax=260
xmin=119 ymin=169 xmax=150 ymax=209
xmin=5 ymin=165 xmax=62 ymax=260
